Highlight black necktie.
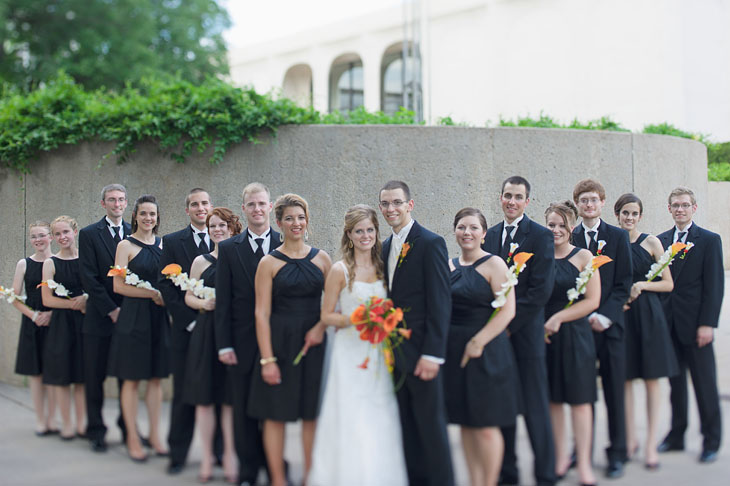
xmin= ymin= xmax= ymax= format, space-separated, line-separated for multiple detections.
xmin=111 ymin=226 xmax=121 ymax=244
xmin=254 ymin=238 xmax=265 ymax=261
xmin=587 ymin=230 xmax=598 ymax=254
xmin=677 ymin=231 xmax=687 ymax=243
xmin=197 ymin=232 xmax=209 ymax=253
xmin=502 ymin=225 xmax=515 ymax=258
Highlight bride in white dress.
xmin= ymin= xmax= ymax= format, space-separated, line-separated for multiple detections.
xmin=309 ymin=205 xmax=408 ymax=486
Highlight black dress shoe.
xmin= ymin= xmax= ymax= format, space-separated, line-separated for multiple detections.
xmin=167 ymin=461 xmax=185 ymax=475
xmin=90 ymin=437 xmax=108 ymax=453
xmin=140 ymin=436 xmax=152 ymax=448
xmin=657 ymin=439 xmax=684 ymax=453
xmin=605 ymin=460 xmax=624 ymax=479
xmin=699 ymin=449 xmax=718 ymax=463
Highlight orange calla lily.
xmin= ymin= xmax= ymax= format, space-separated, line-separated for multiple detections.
xmin=36 ymin=282 xmax=48 ymax=288
xmin=670 ymin=242 xmax=687 ymax=255
xmin=592 ymin=255 xmax=613 ymax=269
xmin=350 ymin=304 xmax=367 ymax=325
xmin=513 ymin=252 xmax=534 ymax=266
xmin=358 ymin=357 xmax=370 ymax=369
xmin=161 ymin=263 xmax=182 ymax=276
xmin=107 ymin=267 xmax=127 ymax=277
xmin=397 ymin=328 xmax=412 ymax=339
xmin=383 ymin=313 xmax=399 ymax=333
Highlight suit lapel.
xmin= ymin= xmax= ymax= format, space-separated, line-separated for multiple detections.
xmin=181 ymin=229 xmax=198 ymax=265
xmin=672 ymin=224 xmax=701 ymax=282
xmin=514 ymin=216 xmax=531 ymax=248
xmin=392 ymin=221 xmax=420 ymax=289
xmin=573 ymin=224 xmax=587 ymax=249
xmin=383 ymin=235 xmax=393 ymax=280
xmin=97 ymin=218 xmax=117 ymax=261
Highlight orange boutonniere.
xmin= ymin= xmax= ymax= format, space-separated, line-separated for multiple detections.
xmin=397 ymin=242 xmax=412 ymax=268
xmin=679 ymin=241 xmax=694 ymax=259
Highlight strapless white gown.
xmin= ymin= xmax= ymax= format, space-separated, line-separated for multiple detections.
xmin=309 ymin=265 xmax=407 ymax=486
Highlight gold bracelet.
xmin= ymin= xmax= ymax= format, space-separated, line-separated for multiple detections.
xmin=259 ymin=356 xmax=278 ymax=366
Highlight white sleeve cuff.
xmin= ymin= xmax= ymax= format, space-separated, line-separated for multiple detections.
xmin=421 ymin=354 xmax=445 ymax=365
xmin=218 ymin=347 xmax=234 ymax=356
xmin=590 ymin=312 xmax=612 ymax=329
xmin=186 ymin=320 xmax=196 ymax=332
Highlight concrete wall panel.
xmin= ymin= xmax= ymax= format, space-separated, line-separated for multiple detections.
xmin=0 ymin=126 xmax=718 ymax=385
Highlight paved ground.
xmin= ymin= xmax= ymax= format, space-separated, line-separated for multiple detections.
xmin=2 ymin=273 xmax=729 ymax=485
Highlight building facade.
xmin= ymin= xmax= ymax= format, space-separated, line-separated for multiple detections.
xmin=229 ymin=0 xmax=730 ymax=140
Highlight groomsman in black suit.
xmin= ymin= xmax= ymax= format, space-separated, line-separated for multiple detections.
xmin=571 ymin=179 xmax=632 ymax=479
xmin=79 ymin=184 xmax=132 ymax=452
xmin=483 ymin=176 xmax=556 ymax=486
xmin=158 ymin=188 xmax=213 ymax=474
xmin=657 ymin=187 xmax=723 ymax=463
xmin=216 ymin=183 xmax=281 ymax=486
xmin=380 ymin=180 xmax=454 ymax=486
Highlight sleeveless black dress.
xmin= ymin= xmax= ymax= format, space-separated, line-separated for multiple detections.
xmin=42 ymin=257 xmax=85 ymax=385
xmin=625 ymin=234 xmax=679 ymax=380
xmin=108 ymin=237 xmax=170 ymax=380
xmin=248 ymin=248 xmax=326 ymax=422
xmin=15 ymin=258 xmax=50 ymax=376
xmin=184 ymin=254 xmax=232 ymax=406
xmin=545 ymin=247 xmax=597 ymax=405
xmin=443 ymin=255 xmax=519 ymax=427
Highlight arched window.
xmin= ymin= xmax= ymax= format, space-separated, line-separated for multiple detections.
xmin=381 ymin=43 xmax=421 ymax=116
xmin=282 ymin=64 xmax=313 ymax=107
xmin=329 ymin=53 xmax=364 ymax=112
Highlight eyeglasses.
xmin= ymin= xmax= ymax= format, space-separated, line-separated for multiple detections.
xmin=578 ymin=197 xmax=601 ymax=205
xmin=105 ymin=197 xmax=126 ymax=204
xmin=379 ymin=200 xmax=407 ymax=209
xmin=670 ymin=203 xmax=692 ymax=210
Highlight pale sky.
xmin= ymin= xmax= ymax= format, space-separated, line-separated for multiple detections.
xmin=223 ymin=0 xmax=401 ymax=48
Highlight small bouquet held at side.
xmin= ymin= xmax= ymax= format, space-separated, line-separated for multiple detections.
xmin=108 ymin=265 xmax=157 ymax=291
xmin=37 ymin=279 xmax=88 ymax=300
xmin=0 ymin=284 xmax=27 ymax=305
xmin=462 ymin=251 xmax=533 ymax=367
xmin=645 ymin=242 xmax=686 ymax=281
xmin=160 ymin=263 xmax=215 ymax=300
xmin=565 ymin=255 xmax=613 ymax=308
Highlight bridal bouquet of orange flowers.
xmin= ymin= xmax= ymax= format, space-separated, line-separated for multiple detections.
xmin=349 ymin=296 xmax=411 ymax=387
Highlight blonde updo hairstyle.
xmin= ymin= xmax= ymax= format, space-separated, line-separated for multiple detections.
xmin=340 ymin=205 xmax=384 ymax=290
xmin=545 ymin=200 xmax=579 ymax=236
xmin=29 ymin=220 xmax=51 ymax=233
xmin=50 ymin=215 xmax=79 ymax=234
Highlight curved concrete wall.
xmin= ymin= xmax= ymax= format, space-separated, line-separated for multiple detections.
xmin=0 ymin=126 xmax=715 ymax=385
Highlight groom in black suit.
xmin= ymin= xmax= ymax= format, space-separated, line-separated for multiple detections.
xmin=79 ymin=183 xmax=132 ymax=452
xmin=483 ymin=176 xmax=556 ymax=486
xmin=158 ymin=188 xmax=214 ymax=474
xmin=216 ymin=183 xmax=281 ymax=486
xmin=657 ymin=186 xmax=723 ymax=463
xmin=571 ymin=179 xmax=632 ymax=479
xmin=380 ymin=180 xmax=454 ymax=486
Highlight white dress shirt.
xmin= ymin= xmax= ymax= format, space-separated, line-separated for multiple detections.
xmin=582 ymin=220 xmax=601 ymax=248
xmin=502 ymin=214 xmax=524 ymax=245
xmin=673 ymin=223 xmax=693 ymax=242
xmin=105 ymin=216 xmax=124 ymax=239
xmin=248 ymin=228 xmax=271 ymax=254
xmin=191 ymin=224 xmax=210 ymax=249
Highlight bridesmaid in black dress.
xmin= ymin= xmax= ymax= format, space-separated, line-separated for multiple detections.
xmin=12 ymin=221 xmax=57 ymax=435
xmin=443 ymin=208 xmax=518 ymax=486
xmin=249 ymin=193 xmax=331 ymax=486
xmin=183 ymin=207 xmax=241 ymax=482
xmin=108 ymin=195 xmax=169 ymax=462
xmin=41 ymin=216 xmax=87 ymax=440
xmin=543 ymin=202 xmax=600 ymax=486
xmin=614 ymin=193 xmax=678 ymax=469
